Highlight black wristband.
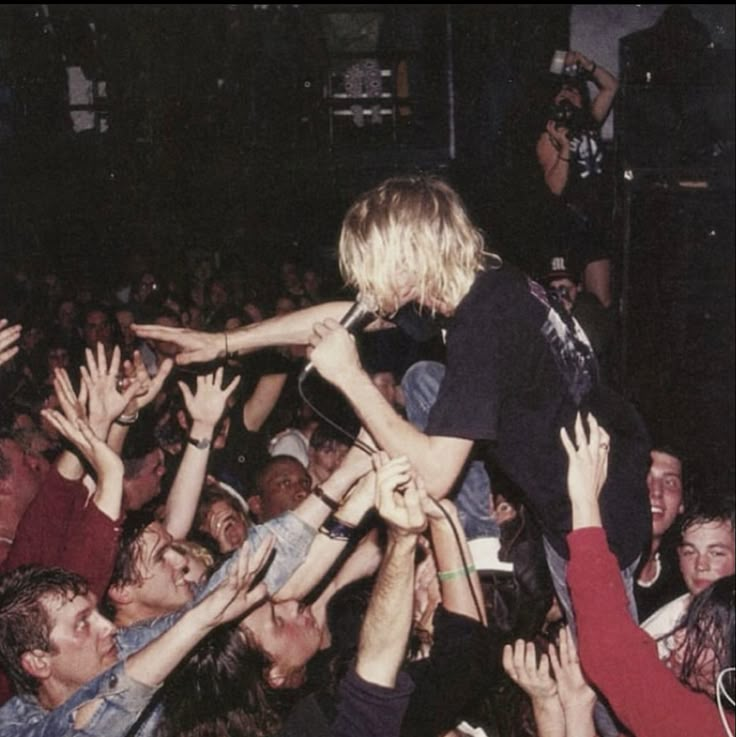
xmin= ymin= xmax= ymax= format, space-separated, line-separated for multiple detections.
xmin=312 ymin=485 xmax=339 ymax=512
xmin=319 ymin=515 xmax=357 ymax=541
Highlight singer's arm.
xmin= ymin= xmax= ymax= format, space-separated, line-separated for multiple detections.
xmin=133 ymin=302 xmax=360 ymax=365
xmin=307 ymin=321 xmax=473 ymax=499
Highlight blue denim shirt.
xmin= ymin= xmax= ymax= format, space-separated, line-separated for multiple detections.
xmin=116 ymin=510 xmax=317 ymax=658
xmin=0 ymin=661 xmax=157 ymax=737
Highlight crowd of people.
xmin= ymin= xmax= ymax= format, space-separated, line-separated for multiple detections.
xmin=0 ymin=51 xmax=734 ymax=737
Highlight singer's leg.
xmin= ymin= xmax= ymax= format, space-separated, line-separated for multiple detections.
xmin=401 ymin=360 xmax=499 ymax=539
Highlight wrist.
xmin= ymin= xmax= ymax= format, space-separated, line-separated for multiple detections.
xmin=189 ymin=421 xmax=216 ymax=439
xmin=387 ymin=530 xmax=420 ymax=550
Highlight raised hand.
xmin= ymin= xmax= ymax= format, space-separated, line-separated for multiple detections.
xmin=0 ymin=319 xmax=22 ymax=366
xmin=133 ymin=323 xmax=225 ymax=365
xmin=177 ymin=366 xmax=241 ymax=431
xmin=120 ymin=349 xmax=173 ymax=412
xmin=40 ymin=410 xmax=123 ymax=481
xmin=560 ymin=413 xmax=610 ymax=529
xmin=373 ymin=452 xmax=427 ymax=539
xmin=81 ymin=343 xmax=141 ymax=438
xmin=503 ymin=639 xmax=559 ymax=702
xmin=548 ymin=627 xmax=596 ymax=715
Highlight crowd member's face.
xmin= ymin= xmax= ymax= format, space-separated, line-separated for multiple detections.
xmin=0 ymin=438 xmax=46 ymax=511
xmin=371 ymin=371 xmax=401 ymax=407
xmin=647 ymin=451 xmax=684 ymax=540
xmin=124 ymin=449 xmax=166 ymax=511
xmin=678 ymin=520 xmax=735 ymax=595
xmin=549 ymin=277 xmax=579 ymax=313
xmin=57 ymin=301 xmax=77 ymax=330
xmin=83 ymin=311 xmax=112 ymax=350
xmin=115 ymin=309 xmax=136 ymax=348
xmin=309 ymin=440 xmax=348 ymax=481
xmin=256 ymin=458 xmax=311 ymax=521
xmin=555 ymin=84 xmax=583 ymax=109
xmin=243 ymin=599 xmax=323 ymax=687
xmin=201 ymin=499 xmax=249 ymax=554
xmin=41 ymin=591 xmax=118 ymax=694
xmin=127 ymin=522 xmax=194 ymax=615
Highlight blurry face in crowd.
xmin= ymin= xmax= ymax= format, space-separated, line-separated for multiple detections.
xmin=678 ymin=520 xmax=735 ymax=595
xmin=115 ymin=309 xmax=136 ymax=348
xmin=83 ymin=311 xmax=113 ymax=350
xmin=309 ymin=440 xmax=348 ymax=483
xmin=254 ymin=458 xmax=311 ymax=522
xmin=549 ymin=277 xmax=579 ymax=313
xmin=57 ymin=300 xmax=77 ymax=330
xmin=123 ymin=449 xmax=166 ymax=511
xmin=647 ymin=450 xmax=684 ymax=540
xmin=46 ymin=346 xmax=70 ymax=374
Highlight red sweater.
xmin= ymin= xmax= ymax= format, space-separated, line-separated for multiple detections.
xmin=0 ymin=465 xmax=122 ymax=705
xmin=567 ymin=527 xmax=735 ymax=737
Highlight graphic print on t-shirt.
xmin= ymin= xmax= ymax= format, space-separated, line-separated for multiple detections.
xmin=528 ymin=278 xmax=596 ymax=405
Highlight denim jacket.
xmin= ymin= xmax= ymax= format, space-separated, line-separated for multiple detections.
xmin=0 ymin=661 xmax=157 ymax=737
xmin=117 ymin=511 xmax=317 ymax=657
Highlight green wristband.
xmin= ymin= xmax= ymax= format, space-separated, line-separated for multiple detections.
xmin=437 ymin=564 xmax=476 ymax=582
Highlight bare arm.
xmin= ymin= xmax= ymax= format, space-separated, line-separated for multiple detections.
xmin=164 ymin=368 xmax=240 ymax=539
xmin=427 ymin=499 xmax=486 ymax=625
xmin=356 ymin=454 xmax=426 ymax=687
xmin=306 ymin=321 xmax=473 ymax=498
xmin=133 ymin=302 xmax=353 ymax=365
xmin=242 ymin=372 xmax=288 ymax=431
xmin=569 ymin=51 xmax=618 ymax=124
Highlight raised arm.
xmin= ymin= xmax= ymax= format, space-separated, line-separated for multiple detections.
xmin=355 ymin=453 xmax=425 ymax=687
xmin=163 ymin=367 xmax=240 ymax=539
xmin=133 ymin=301 xmax=352 ymax=365
xmin=567 ymin=50 xmax=618 ymax=124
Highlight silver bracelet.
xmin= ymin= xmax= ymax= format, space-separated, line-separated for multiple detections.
xmin=115 ymin=410 xmax=139 ymax=426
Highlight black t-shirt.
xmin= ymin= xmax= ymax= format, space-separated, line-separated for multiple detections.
xmin=426 ymin=265 xmax=650 ymax=567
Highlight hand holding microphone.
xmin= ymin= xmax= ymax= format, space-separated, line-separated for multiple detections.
xmin=299 ymin=301 xmax=375 ymax=383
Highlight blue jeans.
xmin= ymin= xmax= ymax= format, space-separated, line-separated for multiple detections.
xmin=544 ymin=537 xmax=640 ymax=737
xmin=401 ymin=361 xmax=499 ymax=540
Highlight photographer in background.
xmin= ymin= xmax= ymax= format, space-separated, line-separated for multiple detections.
xmin=535 ymin=50 xmax=619 ymax=310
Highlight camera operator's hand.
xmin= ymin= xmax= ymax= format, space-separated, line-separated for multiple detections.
xmin=546 ymin=120 xmax=571 ymax=151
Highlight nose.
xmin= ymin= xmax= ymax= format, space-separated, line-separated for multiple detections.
xmin=647 ymin=477 xmax=662 ymax=498
xmin=165 ymin=547 xmax=188 ymax=572
xmin=93 ymin=610 xmax=117 ymax=638
xmin=695 ymin=553 xmax=709 ymax=572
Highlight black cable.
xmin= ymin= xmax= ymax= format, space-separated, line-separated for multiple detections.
xmin=298 ymin=374 xmax=376 ymax=456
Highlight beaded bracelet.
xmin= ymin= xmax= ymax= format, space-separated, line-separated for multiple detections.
xmin=437 ymin=564 xmax=476 ymax=582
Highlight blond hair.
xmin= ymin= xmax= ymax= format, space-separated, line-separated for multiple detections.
xmin=339 ymin=176 xmax=497 ymax=315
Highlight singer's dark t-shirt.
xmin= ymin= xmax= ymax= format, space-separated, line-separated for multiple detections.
xmin=423 ymin=265 xmax=649 ymax=568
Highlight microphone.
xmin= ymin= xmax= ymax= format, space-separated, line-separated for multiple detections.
xmin=299 ymin=301 xmax=375 ymax=382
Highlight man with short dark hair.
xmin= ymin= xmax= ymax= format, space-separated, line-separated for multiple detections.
xmin=248 ymin=454 xmax=312 ymax=523
xmin=634 ymin=446 xmax=688 ymax=620
xmin=0 ymin=553 xmax=267 ymax=737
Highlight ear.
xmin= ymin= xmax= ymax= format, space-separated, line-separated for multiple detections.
xmin=106 ymin=583 xmax=133 ymax=607
xmin=246 ymin=495 xmax=263 ymax=519
xmin=678 ymin=502 xmax=685 ymax=515
xmin=20 ymin=649 xmax=51 ymax=681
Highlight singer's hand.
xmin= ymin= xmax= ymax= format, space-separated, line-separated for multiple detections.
xmin=306 ymin=319 xmax=362 ymax=386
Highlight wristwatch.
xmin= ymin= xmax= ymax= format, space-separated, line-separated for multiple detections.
xmin=188 ymin=436 xmax=212 ymax=450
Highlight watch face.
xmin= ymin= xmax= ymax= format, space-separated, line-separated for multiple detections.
xmin=190 ymin=437 xmax=211 ymax=450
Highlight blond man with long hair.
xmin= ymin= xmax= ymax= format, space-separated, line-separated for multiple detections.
xmin=134 ymin=175 xmax=649 ymax=592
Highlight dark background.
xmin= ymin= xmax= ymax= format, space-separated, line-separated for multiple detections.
xmin=0 ymin=4 xmax=733 ymax=492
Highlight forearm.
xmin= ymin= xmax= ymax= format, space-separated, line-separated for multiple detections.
xmin=545 ymin=158 xmax=570 ymax=196
xmin=242 ymin=373 xmax=287 ymax=431
xmin=124 ymin=603 xmax=213 ymax=686
xmin=92 ymin=467 xmax=125 ymax=521
xmin=356 ymin=534 xmax=417 ymax=687
xmin=337 ymin=370 xmax=468 ymax=498
xmin=229 ymin=302 xmax=351 ymax=355
xmin=106 ymin=422 xmax=129 ymax=456
xmin=430 ymin=510 xmax=486 ymax=624
xmin=164 ymin=420 xmax=215 ymax=539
